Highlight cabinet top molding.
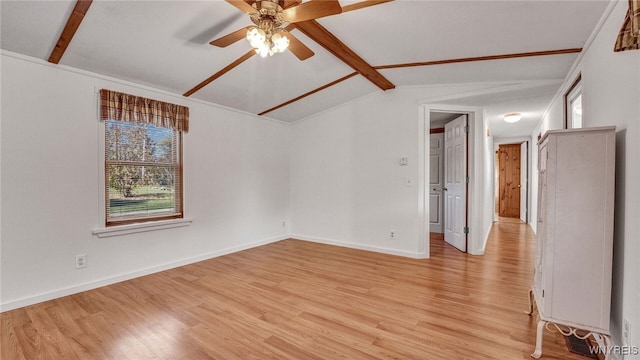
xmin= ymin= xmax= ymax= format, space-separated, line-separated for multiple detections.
xmin=538 ymin=126 xmax=616 ymax=145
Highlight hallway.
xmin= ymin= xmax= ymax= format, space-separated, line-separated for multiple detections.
xmin=430 ymin=219 xmax=598 ymax=359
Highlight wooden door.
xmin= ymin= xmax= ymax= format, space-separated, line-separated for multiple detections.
xmin=498 ymin=144 xmax=521 ymax=218
xmin=444 ymin=115 xmax=467 ymax=252
xmin=429 ymin=133 xmax=445 ymax=233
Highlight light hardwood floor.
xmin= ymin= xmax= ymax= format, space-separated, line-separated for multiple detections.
xmin=2 ymin=221 xmax=590 ymax=359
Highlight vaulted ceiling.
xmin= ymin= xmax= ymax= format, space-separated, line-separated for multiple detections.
xmin=1 ymin=0 xmax=611 ymax=137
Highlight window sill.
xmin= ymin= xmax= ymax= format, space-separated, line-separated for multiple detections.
xmin=92 ymin=217 xmax=193 ymax=238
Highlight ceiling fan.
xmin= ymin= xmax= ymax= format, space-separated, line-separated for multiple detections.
xmin=210 ymin=0 xmax=392 ymax=59
xmin=183 ymin=0 xmax=394 ymax=99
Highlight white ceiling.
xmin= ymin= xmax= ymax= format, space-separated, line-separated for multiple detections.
xmin=1 ymin=0 xmax=611 ymax=137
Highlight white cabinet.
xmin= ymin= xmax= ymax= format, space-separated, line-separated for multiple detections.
xmin=529 ymin=127 xmax=616 ymax=358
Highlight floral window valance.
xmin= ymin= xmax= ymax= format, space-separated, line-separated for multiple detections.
xmin=100 ymin=89 xmax=189 ymax=132
xmin=615 ymin=0 xmax=640 ymax=52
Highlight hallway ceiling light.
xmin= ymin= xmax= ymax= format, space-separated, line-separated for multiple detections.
xmin=504 ymin=113 xmax=522 ymax=123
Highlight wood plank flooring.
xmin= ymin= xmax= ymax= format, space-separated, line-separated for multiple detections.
xmin=2 ymin=221 xmax=589 ymax=359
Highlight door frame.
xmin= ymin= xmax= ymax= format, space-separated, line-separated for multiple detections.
xmin=419 ymin=104 xmax=484 ymax=257
xmin=493 ymin=137 xmax=531 ymax=224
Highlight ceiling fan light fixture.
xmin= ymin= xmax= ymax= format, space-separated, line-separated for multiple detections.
xmin=504 ymin=112 xmax=522 ymax=123
xmin=271 ymin=31 xmax=290 ymax=53
xmin=246 ymin=27 xmax=266 ymax=48
xmin=242 ymin=0 xmax=293 ymax=58
xmin=256 ymin=42 xmax=272 ymax=57
xmin=246 ymin=24 xmax=289 ymax=57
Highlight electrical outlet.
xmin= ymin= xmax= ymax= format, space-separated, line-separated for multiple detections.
xmin=389 ymin=230 xmax=396 ymax=240
xmin=623 ymin=318 xmax=631 ymax=346
xmin=75 ymin=254 xmax=86 ymax=269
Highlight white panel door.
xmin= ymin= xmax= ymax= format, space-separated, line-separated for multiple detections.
xmin=429 ymin=133 xmax=444 ymax=233
xmin=444 ymin=115 xmax=467 ymax=252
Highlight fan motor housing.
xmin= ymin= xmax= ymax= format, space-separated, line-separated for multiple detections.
xmin=250 ymin=0 xmax=286 ymax=27
xmin=253 ymin=0 xmax=283 ymax=15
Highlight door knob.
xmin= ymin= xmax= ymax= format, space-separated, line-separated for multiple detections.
xmin=443 ymin=188 xmax=448 ymax=191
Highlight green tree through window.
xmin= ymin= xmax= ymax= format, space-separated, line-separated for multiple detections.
xmin=105 ymin=120 xmax=183 ymax=225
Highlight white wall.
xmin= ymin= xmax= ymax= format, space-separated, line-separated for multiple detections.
xmin=290 ymin=86 xmax=494 ymax=258
xmin=531 ymin=1 xmax=640 ymax=354
xmin=479 ymin=114 xmax=495 ymax=253
xmin=290 ymin=91 xmax=423 ymax=257
xmin=0 ymin=53 xmax=292 ymax=311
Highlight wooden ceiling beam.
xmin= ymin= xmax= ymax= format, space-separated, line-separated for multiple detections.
xmin=375 ymin=48 xmax=583 ymax=70
xmin=293 ymin=20 xmax=395 ymax=91
xmin=48 ymin=0 xmax=93 ymax=64
xmin=258 ymin=72 xmax=358 ymax=116
xmin=183 ymin=50 xmax=256 ymax=97
xmin=341 ymin=0 xmax=393 ymax=13
xmin=258 ymin=48 xmax=583 ymax=116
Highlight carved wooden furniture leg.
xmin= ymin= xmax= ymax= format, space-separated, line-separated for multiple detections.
xmin=525 ymin=289 xmax=534 ymax=315
xmin=592 ymin=333 xmax=611 ymax=360
xmin=531 ymin=319 xmax=546 ymax=359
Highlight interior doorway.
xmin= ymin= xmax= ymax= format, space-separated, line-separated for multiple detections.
xmin=428 ymin=111 xmax=468 ymax=252
xmin=422 ymin=105 xmax=485 ymax=258
xmin=428 ymin=111 xmax=466 ymax=234
xmin=494 ymin=140 xmax=529 ymax=223
xmin=497 ymin=144 xmax=521 ymax=218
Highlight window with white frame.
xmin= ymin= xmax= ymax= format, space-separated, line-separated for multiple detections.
xmin=100 ymin=89 xmax=188 ymax=226
xmin=564 ymin=74 xmax=583 ymax=129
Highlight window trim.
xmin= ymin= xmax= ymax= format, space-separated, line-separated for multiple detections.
xmin=564 ymin=74 xmax=583 ymax=129
xmin=93 ymin=123 xmax=191 ymax=237
xmin=93 ymin=217 xmax=192 ymax=238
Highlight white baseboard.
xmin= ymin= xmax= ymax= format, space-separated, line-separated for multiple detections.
xmin=292 ymin=234 xmax=428 ymax=259
xmin=469 ymin=223 xmax=493 ymax=256
xmin=0 ymin=235 xmax=288 ymax=312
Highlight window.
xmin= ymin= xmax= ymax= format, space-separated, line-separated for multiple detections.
xmin=568 ymin=93 xmax=583 ymax=129
xmin=100 ymin=89 xmax=188 ymax=226
xmin=564 ymin=74 xmax=583 ymax=129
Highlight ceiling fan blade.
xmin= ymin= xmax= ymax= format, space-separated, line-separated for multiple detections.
xmin=282 ymin=0 xmax=301 ymax=9
xmin=341 ymin=0 xmax=393 ymax=13
xmin=210 ymin=26 xmax=252 ymax=47
xmin=282 ymin=30 xmax=314 ymax=60
xmin=281 ymin=0 xmax=342 ymax=23
xmin=226 ymin=0 xmax=255 ymax=14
